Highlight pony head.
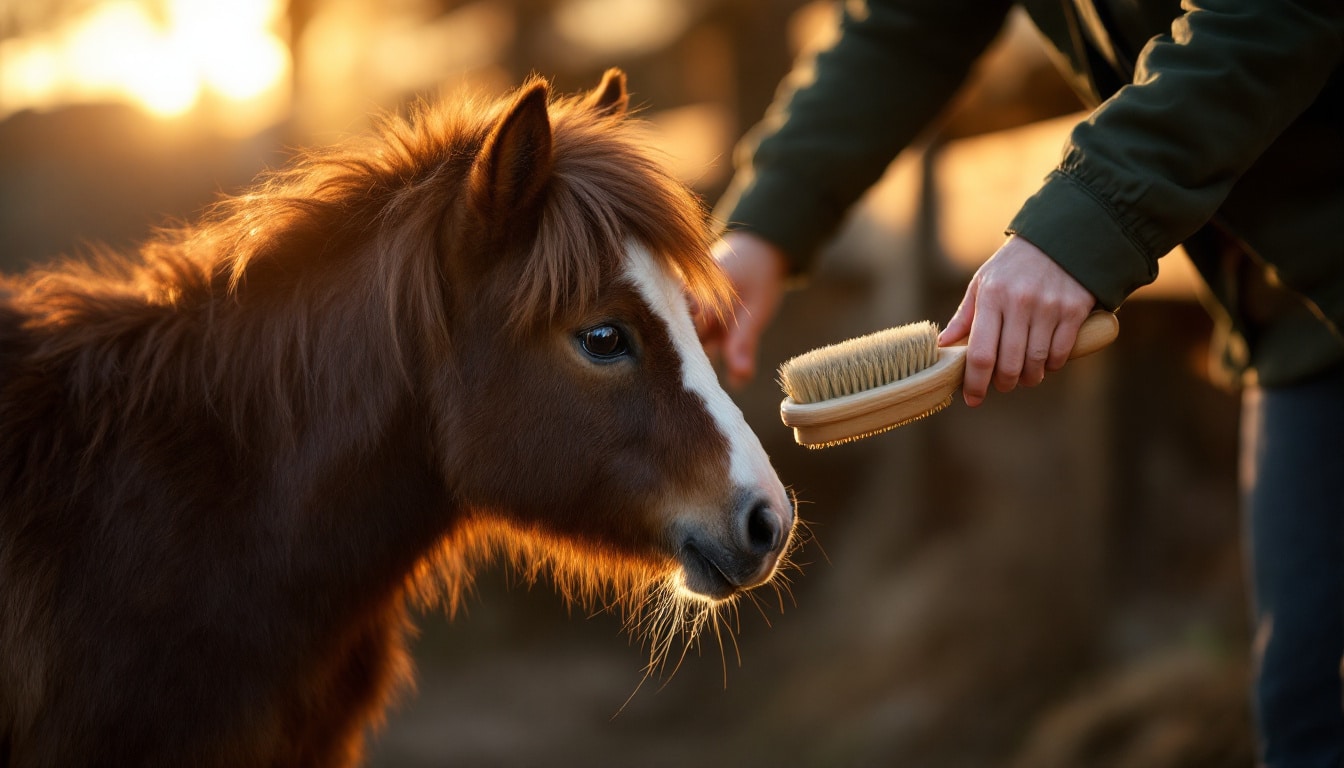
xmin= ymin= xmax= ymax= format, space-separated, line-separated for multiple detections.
xmin=402 ymin=72 xmax=796 ymax=619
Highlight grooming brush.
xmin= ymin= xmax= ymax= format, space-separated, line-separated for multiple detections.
xmin=778 ymin=311 xmax=1119 ymax=448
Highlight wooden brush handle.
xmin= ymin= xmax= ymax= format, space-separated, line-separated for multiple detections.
xmin=1067 ymin=311 xmax=1120 ymax=358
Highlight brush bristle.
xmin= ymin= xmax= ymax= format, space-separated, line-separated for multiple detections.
xmin=778 ymin=321 xmax=940 ymax=404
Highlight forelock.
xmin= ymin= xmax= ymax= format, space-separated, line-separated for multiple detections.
xmin=502 ymin=94 xmax=730 ymax=331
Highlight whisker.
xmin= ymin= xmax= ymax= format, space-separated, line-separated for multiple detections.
xmin=712 ymin=610 xmax=729 ymax=689
xmin=745 ymin=590 xmax=775 ymax=627
xmin=657 ymin=627 xmax=698 ymax=691
xmin=613 ymin=668 xmax=651 ymax=721
xmin=723 ymin=612 xmax=742 ymax=670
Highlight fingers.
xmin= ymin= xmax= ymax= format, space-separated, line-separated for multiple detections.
xmin=724 ymin=316 xmax=761 ymax=389
xmin=1019 ymin=321 xmax=1056 ymax=387
xmin=949 ymin=236 xmax=1097 ymax=407
xmin=702 ymin=232 xmax=788 ymax=390
xmin=692 ymin=283 xmax=758 ymax=389
xmin=962 ymin=308 xmax=1000 ymax=407
xmin=992 ymin=308 xmax=1030 ymax=394
xmin=1045 ymin=309 xmax=1084 ymax=372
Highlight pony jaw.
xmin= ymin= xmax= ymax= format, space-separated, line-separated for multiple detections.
xmin=409 ymin=514 xmax=757 ymax=679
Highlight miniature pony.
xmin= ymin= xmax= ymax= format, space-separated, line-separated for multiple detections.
xmin=0 ymin=70 xmax=794 ymax=767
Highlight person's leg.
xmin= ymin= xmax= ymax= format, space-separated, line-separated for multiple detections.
xmin=1243 ymin=361 xmax=1344 ymax=768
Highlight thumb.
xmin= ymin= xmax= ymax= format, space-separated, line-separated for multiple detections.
xmin=939 ymin=282 xmax=978 ymax=346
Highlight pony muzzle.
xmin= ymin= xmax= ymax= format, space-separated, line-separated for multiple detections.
xmin=675 ymin=494 xmax=794 ymax=601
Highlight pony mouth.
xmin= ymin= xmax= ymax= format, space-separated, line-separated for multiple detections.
xmin=676 ymin=542 xmax=740 ymax=601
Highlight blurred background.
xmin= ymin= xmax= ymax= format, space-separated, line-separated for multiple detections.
xmin=0 ymin=1 xmax=1251 ymax=765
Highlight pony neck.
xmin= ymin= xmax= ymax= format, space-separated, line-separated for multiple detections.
xmin=21 ymin=238 xmax=459 ymax=603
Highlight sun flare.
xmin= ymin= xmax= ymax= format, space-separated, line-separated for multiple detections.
xmin=0 ymin=0 xmax=290 ymax=132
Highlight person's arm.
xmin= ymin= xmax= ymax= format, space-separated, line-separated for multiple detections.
xmin=1017 ymin=0 xmax=1342 ymax=310
xmin=705 ymin=0 xmax=1014 ymax=386
xmin=949 ymin=0 xmax=1344 ymax=405
xmin=717 ymin=0 xmax=1014 ymax=272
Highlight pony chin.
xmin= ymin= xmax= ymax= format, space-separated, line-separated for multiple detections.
xmin=404 ymin=514 xmax=777 ymax=677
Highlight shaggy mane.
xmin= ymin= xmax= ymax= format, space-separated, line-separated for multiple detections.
xmin=3 ymin=78 xmax=749 ymax=676
xmin=7 ymin=79 xmax=730 ymax=452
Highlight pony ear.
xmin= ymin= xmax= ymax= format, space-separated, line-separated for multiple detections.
xmin=586 ymin=68 xmax=628 ymax=118
xmin=469 ymin=80 xmax=553 ymax=223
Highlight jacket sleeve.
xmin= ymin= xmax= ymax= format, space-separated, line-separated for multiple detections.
xmin=716 ymin=0 xmax=1014 ymax=274
xmin=1009 ymin=0 xmax=1344 ymax=310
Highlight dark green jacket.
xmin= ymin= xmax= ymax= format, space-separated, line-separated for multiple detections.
xmin=718 ymin=0 xmax=1344 ymax=386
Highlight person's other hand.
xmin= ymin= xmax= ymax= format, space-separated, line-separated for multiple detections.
xmin=939 ymin=235 xmax=1096 ymax=407
xmin=695 ymin=231 xmax=788 ymax=390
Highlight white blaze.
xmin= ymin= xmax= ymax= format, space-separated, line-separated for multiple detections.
xmin=622 ymin=242 xmax=789 ymax=513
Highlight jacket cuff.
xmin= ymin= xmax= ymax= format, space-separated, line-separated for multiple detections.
xmin=1007 ymin=170 xmax=1158 ymax=310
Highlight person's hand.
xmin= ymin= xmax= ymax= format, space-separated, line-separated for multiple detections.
xmin=939 ymin=235 xmax=1096 ymax=407
xmin=695 ymin=231 xmax=788 ymax=390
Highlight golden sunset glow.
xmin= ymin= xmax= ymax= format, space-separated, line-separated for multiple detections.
xmin=0 ymin=0 xmax=290 ymax=132
xmin=553 ymin=0 xmax=690 ymax=60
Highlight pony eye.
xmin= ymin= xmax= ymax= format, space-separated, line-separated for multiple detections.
xmin=579 ymin=325 xmax=628 ymax=360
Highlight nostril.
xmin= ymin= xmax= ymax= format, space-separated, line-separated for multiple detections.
xmin=744 ymin=501 xmax=781 ymax=555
